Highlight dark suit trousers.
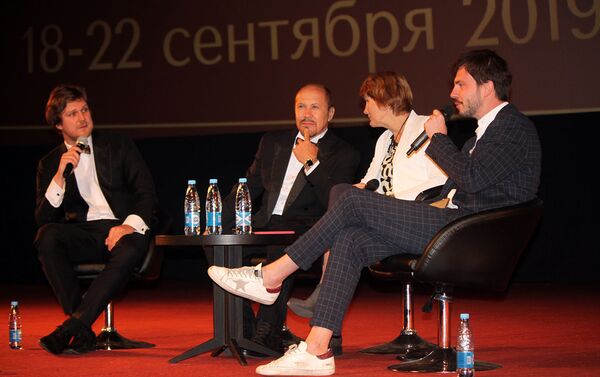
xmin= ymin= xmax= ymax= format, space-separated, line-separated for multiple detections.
xmin=35 ymin=219 xmax=150 ymax=327
xmin=244 ymin=215 xmax=311 ymax=336
xmin=285 ymin=184 xmax=469 ymax=333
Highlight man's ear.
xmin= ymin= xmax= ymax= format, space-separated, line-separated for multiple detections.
xmin=483 ymin=80 xmax=495 ymax=99
xmin=328 ymin=106 xmax=335 ymax=122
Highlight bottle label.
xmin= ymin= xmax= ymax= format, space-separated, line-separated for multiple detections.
xmin=235 ymin=211 xmax=251 ymax=228
xmin=10 ymin=328 xmax=22 ymax=343
xmin=206 ymin=211 xmax=221 ymax=227
xmin=457 ymin=351 xmax=474 ymax=369
xmin=185 ymin=212 xmax=200 ymax=228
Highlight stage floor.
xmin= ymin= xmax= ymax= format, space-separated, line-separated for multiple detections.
xmin=1 ymin=280 xmax=599 ymax=377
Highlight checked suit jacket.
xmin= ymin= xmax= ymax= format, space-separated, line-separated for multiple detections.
xmin=426 ymin=103 xmax=542 ymax=212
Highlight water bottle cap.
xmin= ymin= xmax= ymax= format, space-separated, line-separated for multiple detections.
xmin=460 ymin=313 xmax=470 ymax=320
xmin=209 ymin=178 xmax=218 ymax=184
xmin=11 ymin=301 xmax=18 ymax=306
xmin=239 ymin=178 xmax=247 ymax=183
xmin=187 ymin=179 xmax=196 ymax=185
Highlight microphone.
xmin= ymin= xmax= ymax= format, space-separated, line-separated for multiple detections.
xmin=63 ymin=136 xmax=89 ymax=178
xmin=365 ymin=179 xmax=379 ymax=191
xmin=406 ymin=104 xmax=456 ymax=156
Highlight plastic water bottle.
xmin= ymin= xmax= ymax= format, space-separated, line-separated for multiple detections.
xmin=235 ymin=178 xmax=252 ymax=234
xmin=205 ymin=178 xmax=222 ymax=235
xmin=184 ymin=180 xmax=201 ymax=236
xmin=9 ymin=301 xmax=22 ymax=350
xmin=456 ymin=313 xmax=474 ymax=377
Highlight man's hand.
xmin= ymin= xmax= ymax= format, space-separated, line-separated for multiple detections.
xmin=293 ymin=127 xmax=319 ymax=167
xmin=52 ymin=146 xmax=83 ymax=187
xmin=353 ymin=183 xmax=366 ymax=189
xmin=105 ymin=224 xmax=135 ymax=251
xmin=424 ymin=109 xmax=448 ymax=138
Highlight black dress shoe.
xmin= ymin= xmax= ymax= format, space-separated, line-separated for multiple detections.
xmin=287 ymin=283 xmax=321 ymax=318
xmin=40 ymin=325 xmax=73 ymax=355
xmin=281 ymin=327 xmax=304 ymax=348
xmin=64 ymin=326 xmax=97 ymax=355
xmin=241 ymin=348 xmax=270 ymax=359
xmin=243 ymin=320 xmax=283 ymax=357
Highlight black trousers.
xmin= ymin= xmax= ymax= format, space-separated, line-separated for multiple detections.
xmin=245 ymin=215 xmax=312 ymax=337
xmin=34 ymin=220 xmax=150 ymax=327
xmin=201 ymin=215 xmax=313 ymax=339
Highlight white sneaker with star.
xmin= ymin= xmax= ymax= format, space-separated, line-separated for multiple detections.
xmin=256 ymin=341 xmax=335 ymax=376
xmin=207 ymin=263 xmax=280 ymax=305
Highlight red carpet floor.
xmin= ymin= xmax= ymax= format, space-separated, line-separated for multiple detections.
xmin=1 ymin=280 xmax=599 ymax=377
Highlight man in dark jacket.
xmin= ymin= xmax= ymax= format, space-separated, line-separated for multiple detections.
xmin=34 ymin=84 xmax=158 ymax=355
xmin=220 ymin=83 xmax=360 ymax=356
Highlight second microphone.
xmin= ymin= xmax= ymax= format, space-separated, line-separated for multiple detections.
xmin=406 ymin=104 xmax=456 ymax=156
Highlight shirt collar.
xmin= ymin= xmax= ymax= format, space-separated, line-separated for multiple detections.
xmin=475 ymin=102 xmax=509 ymax=140
xmin=295 ymin=128 xmax=328 ymax=144
xmin=65 ymin=134 xmax=93 ymax=151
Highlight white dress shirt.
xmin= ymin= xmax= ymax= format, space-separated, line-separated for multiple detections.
xmin=470 ymin=101 xmax=509 ymax=153
xmin=44 ymin=135 xmax=149 ymax=234
xmin=272 ymin=129 xmax=327 ymax=216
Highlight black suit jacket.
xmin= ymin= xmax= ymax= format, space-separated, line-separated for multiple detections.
xmin=35 ymin=131 xmax=158 ymax=229
xmin=222 ymin=129 xmax=360 ymax=232
xmin=426 ymin=103 xmax=542 ymax=212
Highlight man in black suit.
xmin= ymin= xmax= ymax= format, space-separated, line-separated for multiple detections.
xmin=34 ymin=84 xmax=158 ymax=355
xmin=208 ymin=50 xmax=542 ymax=375
xmin=220 ymin=83 xmax=359 ymax=356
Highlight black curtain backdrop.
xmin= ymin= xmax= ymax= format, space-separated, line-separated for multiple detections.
xmin=2 ymin=111 xmax=598 ymax=284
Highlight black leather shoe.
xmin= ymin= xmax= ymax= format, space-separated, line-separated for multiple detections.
xmin=287 ymin=283 xmax=321 ymax=318
xmin=40 ymin=325 xmax=73 ymax=355
xmin=281 ymin=327 xmax=304 ymax=349
xmin=64 ymin=326 xmax=97 ymax=355
xmin=243 ymin=320 xmax=283 ymax=357
xmin=329 ymin=334 xmax=343 ymax=356
xmin=241 ymin=348 xmax=271 ymax=359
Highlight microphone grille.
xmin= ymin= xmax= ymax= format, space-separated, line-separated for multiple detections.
xmin=441 ymin=104 xmax=456 ymax=122
xmin=365 ymin=179 xmax=379 ymax=191
xmin=76 ymin=136 xmax=89 ymax=148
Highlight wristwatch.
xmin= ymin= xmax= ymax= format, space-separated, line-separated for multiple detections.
xmin=304 ymin=158 xmax=314 ymax=169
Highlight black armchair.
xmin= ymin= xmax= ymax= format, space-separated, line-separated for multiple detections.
xmin=389 ymin=198 xmax=543 ymax=373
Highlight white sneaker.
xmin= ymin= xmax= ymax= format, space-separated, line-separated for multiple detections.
xmin=207 ymin=263 xmax=280 ymax=305
xmin=256 ymin=341 xmax=335 ymax=376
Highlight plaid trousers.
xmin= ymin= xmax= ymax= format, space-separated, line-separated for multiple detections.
xmin=285 ymin=184 xmax=468 ymax=333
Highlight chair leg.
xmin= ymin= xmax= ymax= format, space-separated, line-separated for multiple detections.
xmin=96 ymin=302 xmax=155 ymax=350
xmin=361 ymin=282 xmax=435 ymax=355
xmin=388 ymin=290 xmax=501 ymax=373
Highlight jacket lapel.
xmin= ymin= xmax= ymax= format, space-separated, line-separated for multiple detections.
xmin=282 ymin=131 xmax=333 ymax=213
xmin=266 ymin=133 xmax=294 ymax=217
xmin=282 ymin=171 xmax=307 ymax=213
xmin=92 ymin=133 xmax=113 ymax=203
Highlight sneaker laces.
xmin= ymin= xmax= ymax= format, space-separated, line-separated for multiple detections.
xmin=268 ymin=344 xmax=304 ymax=366
xmin=228 ymin=265 xmax=261 ymax=281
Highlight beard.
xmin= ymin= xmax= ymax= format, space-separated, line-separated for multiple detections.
xmin=457 ymin=91 xmax=482 ymax=119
